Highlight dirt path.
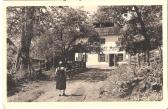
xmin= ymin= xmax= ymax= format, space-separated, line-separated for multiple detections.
xmin=8 ymin=69 xmax=113 ymax=102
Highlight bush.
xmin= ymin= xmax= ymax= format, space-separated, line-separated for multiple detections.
xmin=101 ymin=61 xmax=162 ymax=101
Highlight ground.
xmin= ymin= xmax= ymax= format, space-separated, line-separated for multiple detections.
xmin=8 ymin=68 xmax=114 ymax=102
xmin=8 ymin=66 xmax=162 ymax=102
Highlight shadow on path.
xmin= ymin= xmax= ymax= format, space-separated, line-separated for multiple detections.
xmin=70 ymin=68 xmax=112 ymax=82
xmin=59 ymin=94 xmax=83 ymax=97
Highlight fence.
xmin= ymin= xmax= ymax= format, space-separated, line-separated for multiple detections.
xmin=30 ymin=60 xmax=86 ymax=79
xmin=66 ymin=61 xmax=86 ymax=79
xmin=28 ymin=58 xmax=46 ymax=79
xmin=130 ymin=49 xmax=162 ymax=67
xmin=68 ymin=61 xmax=86 ymax=69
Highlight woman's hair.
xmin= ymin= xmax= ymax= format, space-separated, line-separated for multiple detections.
xmin=59 ymin=61 xmax=63 ymax=65
xmin=58 ymin=61 xmax=64 ymax=67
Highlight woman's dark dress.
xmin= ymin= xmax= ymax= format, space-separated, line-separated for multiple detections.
xmin=56 ymin=67 xmax=66 ymax=90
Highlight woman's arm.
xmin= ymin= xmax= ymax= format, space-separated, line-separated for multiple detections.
xmin=55 ymin=68 xmax=57 ymax=75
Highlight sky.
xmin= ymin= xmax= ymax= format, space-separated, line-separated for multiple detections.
xmin=83 ymin=6 xmax=98 ymax=14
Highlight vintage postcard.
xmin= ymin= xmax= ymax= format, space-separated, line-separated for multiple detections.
xmin=2 ymin=0 xmax=168 ymax=109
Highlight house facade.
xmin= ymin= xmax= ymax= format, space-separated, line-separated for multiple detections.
xmin=75 ymin=23 xmax=128 ymax=68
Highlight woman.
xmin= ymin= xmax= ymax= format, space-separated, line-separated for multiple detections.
xmin=55 ymin=61 xmax=67 ymax=96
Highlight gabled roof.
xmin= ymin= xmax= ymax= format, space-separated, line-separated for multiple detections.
xmin=94 ymin=23 xmax=121 ymax=36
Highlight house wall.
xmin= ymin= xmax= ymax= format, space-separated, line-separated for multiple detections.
xmin=74 ymin=32 xmax=128 ymax=68
xmin=75 ymin=34 xmax=128 ymax=68
xmin=99 ymin=35 xmax=127 ymax=61
xmin=75 ymin=53 xmax=109 ymax=68
xmin=86 ymin=52 xmax=127 ymax=67
xmin=75 ymin=52 xmax=128 ymax=69
xmin=100 ymin=35 xmax=120 ymax=53
xmin=100 ymin=35 xmax=119 ymax=44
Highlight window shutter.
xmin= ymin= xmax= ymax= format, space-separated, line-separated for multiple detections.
xmin=98 ymin=54 xmax=100 ymax=62
xmin=85 ymin=54 xmax=87 ymax=62
xmin=105 ymin=54 xmax=109 ymax=62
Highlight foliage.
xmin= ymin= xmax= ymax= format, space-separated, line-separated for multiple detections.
xmin=7 ymin=6 xmax=48 ymax=38
xmin=48 ymin=7 xmax=88 ymax=59
xmin=101 ymin=60 xmax=162 ymax=100
xmin=93 ymin=6 xmax=162 ymax=55
xmin=30 ymin=6 xmax=96 ymax=65
xmin=7 ymin=6 xmax=95 ymax=81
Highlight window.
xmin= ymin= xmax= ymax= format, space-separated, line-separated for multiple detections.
xmin=77 ymin=53 xmax=87 ymax=62
xmin=100 ymin=38 xmax=105 ymax=44
xmin=82 ymin=54 xmax=87 ymax=62
xmin=99 ymin=54 xmax=105 ymax=62
xmin=101 ymin=46 xmax=107 ymax=51
xmin=118 ymin=54 xmax=123 ymax=61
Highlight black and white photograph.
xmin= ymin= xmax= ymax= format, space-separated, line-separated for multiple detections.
xmin=6 ymin=5 xmax=163 ymax=102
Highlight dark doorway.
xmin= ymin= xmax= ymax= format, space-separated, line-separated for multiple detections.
xmin=109 ymin=54 xmax=114 ymax=66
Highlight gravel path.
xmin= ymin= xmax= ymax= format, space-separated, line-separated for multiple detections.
xmin=8 ymin=69 xmax=112 ymax=102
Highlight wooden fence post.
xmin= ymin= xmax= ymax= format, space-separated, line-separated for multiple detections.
xmin=129 ymin=54 xmax=131 ymax=66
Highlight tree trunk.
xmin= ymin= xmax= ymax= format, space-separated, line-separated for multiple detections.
xmin=15 ymin=7 xmax=35 ymax=78
xmin=134 ymin=6 xmax=150 ymax=66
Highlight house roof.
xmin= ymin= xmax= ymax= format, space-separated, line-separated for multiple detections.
xmin=94 ymin=23 xmax=121 ymax=36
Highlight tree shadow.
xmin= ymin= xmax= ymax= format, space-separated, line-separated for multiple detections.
xmin=70 ymin=94 xmax=83 ymax=96
xmin=69 ymin=68 xmax=112 ymax=82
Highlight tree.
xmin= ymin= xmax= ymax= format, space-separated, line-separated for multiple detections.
xmin=7 ymin=6 xmax=51 ymax=78
xmin=7 ymin=7 xmax=36 ymax=78
xmin=7 ymin=6 xmax=93 ymax=71
xmin=44 ymin=6 xmax=93 ymax=65
xmin=93 ymin=6 xmax=162 ymax=65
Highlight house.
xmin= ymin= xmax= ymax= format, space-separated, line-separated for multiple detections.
xmin=75 ymin=22 xmax=128 ymax=69
xmin=7 ymin=37 xmax=48 ymax=71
